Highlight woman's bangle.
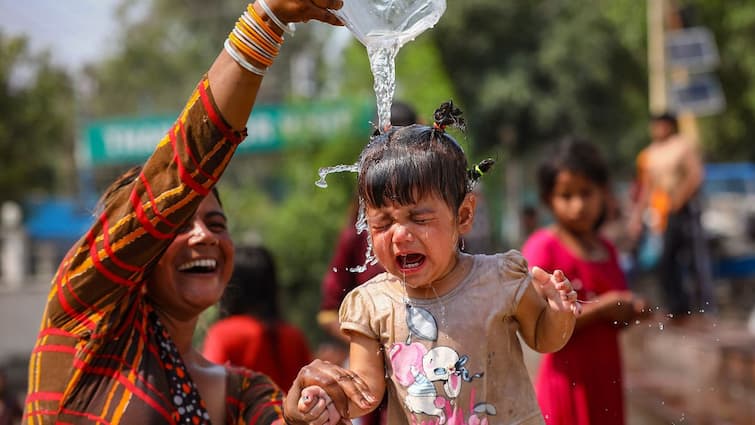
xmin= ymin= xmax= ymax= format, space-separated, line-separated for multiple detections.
xmin=256 ymin=0 xmax=296 ymax=35
xmin=224 ymin=39 xmax=267 ymax=76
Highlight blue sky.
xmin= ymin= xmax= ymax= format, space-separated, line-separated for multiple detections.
xmin=0 ymin=0 xmax=119 ymax=70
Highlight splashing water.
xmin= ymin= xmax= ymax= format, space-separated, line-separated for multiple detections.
xmin=315 ymin=163 xmax=359 ymax=188
xmin=366 ymin=39 xmax=400 ymax=132
xmin=347 ymin=198 xmax=380 ymax=272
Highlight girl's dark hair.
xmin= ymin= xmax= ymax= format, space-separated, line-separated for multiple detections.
xmin=219 ymin=245 xmax=280 ymax=321
xmin=537 ymin=138 xmax=611 ymax=229
xmin=358 ymin=101 xmax=493 ymax=210
xmin=536 ymin=137 xmax=610 ymax=205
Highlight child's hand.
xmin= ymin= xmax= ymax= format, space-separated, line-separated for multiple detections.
xmin=297 ymin=386 xmax=349 ymax=425
xmin=532 ymin=266 xmax=582 ymax=316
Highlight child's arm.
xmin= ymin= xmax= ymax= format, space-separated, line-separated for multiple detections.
xmin=516 ymin=267 xmax=580 ymax=353
xmin=343 ymin=331 xmax=386 ymax=418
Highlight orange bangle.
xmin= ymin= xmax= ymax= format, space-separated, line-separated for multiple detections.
xmin=229 ymin=32 xmax=272 ymax=67
xmin=248 ymin=3 xmax=284 ymax=44
xmin=237 ymin=18 xmax=278 ymax=56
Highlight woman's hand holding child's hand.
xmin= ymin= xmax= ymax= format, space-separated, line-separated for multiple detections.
xmin=532 ymin=266 xmax=582 ymax=316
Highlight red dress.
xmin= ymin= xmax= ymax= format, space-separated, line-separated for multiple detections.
xmin=522 ymin=229 xmax=627 ymax=425
xmin=203 ymin=315 xmax=312 ymax=391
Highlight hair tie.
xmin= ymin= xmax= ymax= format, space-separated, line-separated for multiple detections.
xmin=474 ymin=164 xmax=485 ymax=176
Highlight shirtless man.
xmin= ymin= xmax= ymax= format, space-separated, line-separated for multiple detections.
xmin=629 ymin=112 xmax=716 ymax=321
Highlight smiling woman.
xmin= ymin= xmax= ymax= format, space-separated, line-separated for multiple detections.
xmin=20 ymin=1 xmax=374 ymax=425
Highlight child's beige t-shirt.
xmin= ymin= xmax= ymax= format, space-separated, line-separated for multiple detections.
xmin=340 ymin=251 xmax=545 ymax=425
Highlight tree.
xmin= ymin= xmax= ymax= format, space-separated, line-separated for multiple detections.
xmin=432 ymin=0 xmax=648 ymax=168
xmin=0 ymin=32 xmax=76 ymax=203
xmin=686 ymin=0 xmax=755 ymax=161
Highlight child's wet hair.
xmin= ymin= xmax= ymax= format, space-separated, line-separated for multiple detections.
xmin=358 ymin=101 xmax=493 ymax=211
xmin=536 ymin=137 xmax=609 ymax=204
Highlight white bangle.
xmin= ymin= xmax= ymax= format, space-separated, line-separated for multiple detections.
xmin=256 ymin=0 xmax=296 ymax=35
xmin=224 ymin=39 xmax=267 ymax=76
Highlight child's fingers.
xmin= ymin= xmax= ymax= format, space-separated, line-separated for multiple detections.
xmin=298 ymin=394 xmax=314 ymax=411
xmin=531 ymin=266 xmax=550 ymax=285
xmin=553 ymin=269 xmax=566 ymax=283
xmin=325 ymin=401 xmax=345 ymax=425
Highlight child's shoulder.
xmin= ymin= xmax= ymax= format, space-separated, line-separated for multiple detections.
xmin=473 ymin=250 xmax=530 ymax=281
xmin=345 ymin=271 xmax=404 ymax=300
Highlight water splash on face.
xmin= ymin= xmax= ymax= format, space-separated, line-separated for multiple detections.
xmin=347 ymin=198 xmax=379 ymax=272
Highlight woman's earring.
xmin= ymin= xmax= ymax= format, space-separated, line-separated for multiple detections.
xmin=460 ymin=237 xmax=465 ymax=252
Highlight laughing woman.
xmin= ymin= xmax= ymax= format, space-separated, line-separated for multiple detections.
xmin=21 ymin=1 xmax=373 ymax=424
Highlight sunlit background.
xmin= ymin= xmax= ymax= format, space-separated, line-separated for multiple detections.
xmin=1 ymin=1 xmax=753 ymax=423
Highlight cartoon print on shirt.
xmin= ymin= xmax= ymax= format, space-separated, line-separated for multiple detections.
xmin=389 ymin=304 xmax=491 ymax=425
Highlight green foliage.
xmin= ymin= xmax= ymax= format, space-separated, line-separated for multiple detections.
xmin=0 ymin=32 xmax=76 ymax=203
xmin=687 ymin=0 xmax=755 ymax=161
xmin=432 ymin=0 xmax=649 ymax=173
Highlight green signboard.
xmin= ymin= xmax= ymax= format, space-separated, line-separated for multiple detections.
xmin=81 ymin=100 xmax=374 ymax=166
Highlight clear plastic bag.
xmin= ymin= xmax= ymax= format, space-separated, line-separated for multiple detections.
xmin=332 ymin=0 xmax=446 ymax=48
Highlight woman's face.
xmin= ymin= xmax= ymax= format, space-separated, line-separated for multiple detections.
xmin=147 ymin=193 xmax=234 ymax=320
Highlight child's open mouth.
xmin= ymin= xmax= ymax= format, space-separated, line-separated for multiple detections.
xmin=397 ymin=253 xmax=425 ymax=271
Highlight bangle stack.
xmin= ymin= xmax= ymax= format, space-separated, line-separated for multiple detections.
xmin=225 ymin=1 xmax=294 ymax=76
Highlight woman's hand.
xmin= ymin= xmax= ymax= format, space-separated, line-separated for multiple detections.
xmin=264 ymin=0 xmax=345 ymax=26
xmin=283 ymin=360 xmax=375 ymax=425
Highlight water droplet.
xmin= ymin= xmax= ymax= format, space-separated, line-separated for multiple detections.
xmin=635 ymin=320 xmax=641 ymax=325
xmin=658 ymin=323 xmax=664 ymax=331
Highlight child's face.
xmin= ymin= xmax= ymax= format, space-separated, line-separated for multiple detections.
xmin=365 ymin=191 xmax=475 ymax=296
xmin=548 ymin=170 xmax=605 ymax=235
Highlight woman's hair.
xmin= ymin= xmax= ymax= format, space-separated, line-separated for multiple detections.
xmin=358 ymin=101 xmax=493 ymax=211
xmin=536 ymin=137 xmax=609 ymax=206
xmin=219 ymin=245 xmax=280 ymax=321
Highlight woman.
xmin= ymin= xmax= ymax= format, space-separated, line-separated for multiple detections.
xmin=22 ymin=1 xmax=372 ymax=424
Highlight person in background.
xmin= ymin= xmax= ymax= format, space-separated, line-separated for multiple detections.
xmin=522 ymin=138 xmax=648 ymax=425
xmin=21 ymin=1 xmax=374 ymax=424
xmin=628 ymin=112 xmax=716 ymax=323
xmin=203 ymin=245 xmax=312 ymax=391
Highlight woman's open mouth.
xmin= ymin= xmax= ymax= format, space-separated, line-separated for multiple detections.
xmin=177 ymin=258 xmax=217 ymax=274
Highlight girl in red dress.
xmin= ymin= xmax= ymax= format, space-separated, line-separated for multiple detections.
xmin=522 ymin=139 xmax=648 ymax=425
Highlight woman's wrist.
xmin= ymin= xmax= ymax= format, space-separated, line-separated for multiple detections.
xmin=225 ymin=2 xmax=287 ymax=76
xmin=253 ymin=0 xmax=294 ymax=37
